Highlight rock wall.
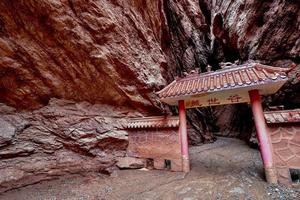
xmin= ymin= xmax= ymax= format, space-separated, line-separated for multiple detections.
xmin=0 ymin=99 xmax=132 ymax=193
xmin=0 ymin=0 xmax=166 ymax=112
xmin=206 ymin=0 xmax=299 ymax=63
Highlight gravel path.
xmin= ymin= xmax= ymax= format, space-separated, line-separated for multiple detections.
xmin=1 ymin=137 xmax=299 ymax=200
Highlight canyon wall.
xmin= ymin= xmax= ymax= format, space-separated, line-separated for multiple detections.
xmin=202 ymin=0 xmax=300 ymax=139
xmin=0 ymin=0 xmax=167 ymax=112
xmin=0 ymin=0 xmax=299 ymax=192
xmin=0 ymin=99 xmax=130 ymax=192
xmin=0 ymin=0 xmax=170 ymax=192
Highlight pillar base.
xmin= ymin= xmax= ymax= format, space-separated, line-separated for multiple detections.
xmin=265 ymin=167 xmax=278 ymax=184
xmin=182 ymin=156 xmax=190 ymax=173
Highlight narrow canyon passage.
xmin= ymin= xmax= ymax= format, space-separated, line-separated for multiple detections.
xmin=1 ymin=138 xmax=299 ymax=200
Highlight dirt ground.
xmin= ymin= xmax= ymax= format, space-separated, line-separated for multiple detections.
xmin=1 ymin=137 xmax=299 ymax=200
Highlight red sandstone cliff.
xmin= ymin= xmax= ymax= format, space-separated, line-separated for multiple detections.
xmin=0 ymin=0 xmax=299 ymax=192
xmin=0 ymin=0 xmax=168 ymax=112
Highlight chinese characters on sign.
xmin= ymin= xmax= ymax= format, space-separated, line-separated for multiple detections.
xmin=184 ymin=93 xmax=249 ymax=108
xmin=227 ymin=95 xmax=242 ymax=103
xmin=185 ymin=100 xmax=202 ymax=108
xmin=208 ymin=98 xmax=220 ymax=105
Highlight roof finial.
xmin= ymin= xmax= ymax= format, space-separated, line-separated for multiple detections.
xmin=220 ymin=62 xmax=233 ymax=69
xmin=190 ymin=69 xmax=196 ymax=74
xmin=207 ymin=64 xmax=212 ymax=72
xmin=268 ymin=105 xmax=285 ymax=111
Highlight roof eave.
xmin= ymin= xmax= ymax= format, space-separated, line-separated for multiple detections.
xmin=159 ymin=78 xmax=288 ymax=106
xmin=156 ymin=80 xmax=177 ymax=96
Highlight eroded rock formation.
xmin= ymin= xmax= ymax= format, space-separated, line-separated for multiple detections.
xmin=0 ymin=0 xmax=299 ymax=192
xmin=0 ymin=0 xmax=166 ymax=112
xmin=0 ymin=99 xmax=132 ymax=192
xmin=209 ymin=0 xmax=299 ymax=64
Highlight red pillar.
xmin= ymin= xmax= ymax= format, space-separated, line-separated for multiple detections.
xmin=179 ymin=100 xmax=190 ymax=172
xmin=249 ymin=89 xmax=277 ymax=183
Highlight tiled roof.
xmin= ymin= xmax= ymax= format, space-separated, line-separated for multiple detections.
xmin=157 ymin=63 xmax=290 ymax=103
xmin=264 ymin=109 xmax=300 ymax=124
xmin=127 ymin=116 xmax=179 ymax=129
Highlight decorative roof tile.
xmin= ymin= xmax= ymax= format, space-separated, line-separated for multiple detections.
xmin=157 ymin=63 xmax=290 ymax=105
xmin=127 ymin=116 xmax=179 ymax=129
xmin=264 ymin=109 xmax=300 ymax=124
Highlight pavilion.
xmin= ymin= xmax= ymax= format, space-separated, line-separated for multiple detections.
xmin=156 ymin=62 xmax=292 ymax=183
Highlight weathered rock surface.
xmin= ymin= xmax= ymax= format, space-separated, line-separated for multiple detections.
xmin=0 ymin=118 xmax=15 ymax=147
xmin=208 ymin=0 xmax=300 ymax=64
xmin=116 ymin=157 xmax=145 ymax=169
xmin=0 ymin=0 xmax=166 ymax=112
xmin=0 ymin=99 xmax=132 ymax=193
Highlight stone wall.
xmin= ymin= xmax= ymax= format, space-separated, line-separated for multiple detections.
xmin=127 ymin=128 xmax=182 ymax=171
xmin=269 ymin=124 xmax=300 ymax=186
